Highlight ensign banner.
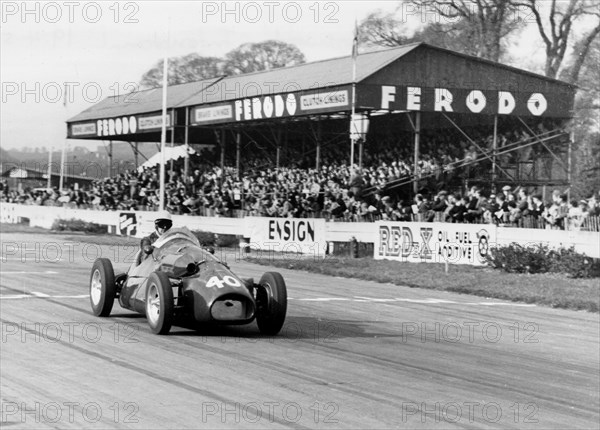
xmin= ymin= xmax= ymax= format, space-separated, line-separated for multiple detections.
xmin=245 ymin=217 xmax=327 ymax=254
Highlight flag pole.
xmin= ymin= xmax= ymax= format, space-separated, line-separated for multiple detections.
xmin=159 ymin=57 xmax=168 ymax=211
xmin=59 ymin=83 xmax=68 ymax=192
xmin=350 ymin=20 xmax=358 ymax=168
xmin=47 ymin=145 xmax=52 ymax=189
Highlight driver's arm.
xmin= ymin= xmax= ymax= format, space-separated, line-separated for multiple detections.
xmin=140 ymin=235 xmax=155 ymax=254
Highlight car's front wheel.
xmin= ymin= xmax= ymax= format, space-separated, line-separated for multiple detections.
xmin=145 ymin=272 xmax=174 ymax=335
xmin=90 ymin=258 xmax=116 ymax=317
xmin=256 ymin=272 xmax=287 ymax=335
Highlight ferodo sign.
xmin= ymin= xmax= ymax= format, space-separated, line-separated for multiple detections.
xmin=369 ymin=85 xmax=571 ymax=117
xmin=69 ymin=112 xmax=172 ymax=138
xmin=245 ymin=217 xmax=326 ymax=255
xmin=374 ymin=221 xmax=496 ymax=266
xmin=190 ymin=87 xmax=351 ymax=126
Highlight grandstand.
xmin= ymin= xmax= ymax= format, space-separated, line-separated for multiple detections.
xmin=7 ymin=42 xmax=593 ymax=230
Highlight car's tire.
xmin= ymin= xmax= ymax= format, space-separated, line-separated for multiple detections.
xmin=90 ymin=258 xmax=116 ymax=317
xmin=256 ymin=272 xmax=287 ymax=335
xmin=145 ymin=272 xmax=174 ymax=335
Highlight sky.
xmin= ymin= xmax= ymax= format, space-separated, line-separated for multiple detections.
xmin=0 ymin=1 xmax=590 ymax=151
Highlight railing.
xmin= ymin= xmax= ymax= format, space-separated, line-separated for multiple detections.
xmin=5 ymin=198 xmax=598 ymax=232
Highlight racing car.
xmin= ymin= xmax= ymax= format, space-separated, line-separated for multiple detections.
xmin=89 ymin=227 xmax=287 ymax=335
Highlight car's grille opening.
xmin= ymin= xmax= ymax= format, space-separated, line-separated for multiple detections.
xmin=211 ymin=295 xmax=254 ymax=321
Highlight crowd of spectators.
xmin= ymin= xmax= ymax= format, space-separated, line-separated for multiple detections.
xmin=2 ymin=121 xmax=596 ymax=231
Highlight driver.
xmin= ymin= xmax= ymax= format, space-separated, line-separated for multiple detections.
xmin=139 ymin=210 xmax=173 ymax=261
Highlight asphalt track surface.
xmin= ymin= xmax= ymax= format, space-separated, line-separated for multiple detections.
xmin=1 ymin=231 xmax=599 ymax=429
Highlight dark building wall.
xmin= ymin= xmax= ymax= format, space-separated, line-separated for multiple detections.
xmin=361 ymin=45 xmax=575 ymax=118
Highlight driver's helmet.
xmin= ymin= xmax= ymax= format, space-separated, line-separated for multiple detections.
xmin=154 ymin=210 xmax=172 ymax=236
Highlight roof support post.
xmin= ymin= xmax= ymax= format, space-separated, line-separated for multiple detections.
xmin=108 ymin=140 xmax=113 ymax=178
xmin=47 ymin=146 xmax=52 ymax=189
xmin=492 ymin=115 xmax=498 ymax=193
xmin=236 ymin=130 xmax=241 ymax=179
xmin=220 ymin=128 xmax=226 ymax=173
xmin=276 ymin=128 xmax=282 ymax=169
xmin=184 ymin=107 xmax=189 ymax=184
xmin=169 ymin=109 xmax=176 ymax=180
xmin=413 ymin=111 xmax=421 ymax=194
xmin=568 ymin=131 xmax=573 ymax=201
xmin=358 ymin=138 xmax=363 ymax=170
xmin=158 ymin=56 xmax=168 ymax=211
xmin=315 ymin=119 xmax=322 ymax=170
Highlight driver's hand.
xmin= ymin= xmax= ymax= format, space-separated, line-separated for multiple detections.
xmin=143 ymin=245 xmax=154 ymax=255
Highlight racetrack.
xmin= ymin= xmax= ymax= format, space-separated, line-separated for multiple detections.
xmin=1 ymin=231 xmax=599 ymax=429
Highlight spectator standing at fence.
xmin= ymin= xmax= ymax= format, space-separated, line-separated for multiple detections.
xmin=568 ymin=199 xmax=586 ymax=230
xmin=542 ymin=193 xmax=559 ymax=229
xmin=443 ymin=194 xmax=456 ymax=222
xmin=431 ymin=191 xmax=448 ymax=221
xmin=531 ymin=194 xmax=545 ymax=219
xmin=381 ymin=196 xmax=395 ymax=220
xmin=464 ymin=186 xmax=480 ymax=223
xmin=587 ymin=194 xmax=600 ymax=217
xmin=348 ymin=167 xmax=365 ymax=200
xmin=501 ymin=185 xmax=512 ymax=201
xmin=493 ymin=193 xmax=509 ymax=224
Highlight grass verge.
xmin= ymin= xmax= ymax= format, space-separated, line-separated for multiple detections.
xmin=247 ymin=255 xmax=599 ymax=312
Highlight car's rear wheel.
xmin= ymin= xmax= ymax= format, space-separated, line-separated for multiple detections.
xmin=145 ymin=272 xmax=174 ymax=335
xmin=256 ymin=272 xmax=287 ymax=335
xmin=90 ymin=258 xmax=116 ymax=317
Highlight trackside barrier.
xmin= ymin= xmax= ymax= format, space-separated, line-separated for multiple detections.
xmin=1 ymin=204 xmax=598 ymax=262
xmin=0 ymin=203 xmax=119 ymax=230
xmin=245 ymin=217 xmax=327 ymax=255
xmin=495 ymin=227 xmax=599 ymax=261
xmin=375 ymin=222 xmax=496 ymax=266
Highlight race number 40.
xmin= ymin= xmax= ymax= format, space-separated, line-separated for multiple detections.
xmin=206 ymin=275 xmax=242 ymax=289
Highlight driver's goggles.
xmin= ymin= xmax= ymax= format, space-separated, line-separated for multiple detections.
xmin=155 ymin=220 xmax=172 ymax=229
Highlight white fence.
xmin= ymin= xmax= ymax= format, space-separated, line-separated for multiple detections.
xmin=1 ymin=203 xmax=598 ymax=264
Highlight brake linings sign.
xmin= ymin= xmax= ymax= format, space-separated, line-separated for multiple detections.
xmin=191 ymin=86 xmax=350 ymax=125
xmin=245 ymin=217 xmax=326 ymax=254
xmin=374 ymin=222 xmax=496 ymax=266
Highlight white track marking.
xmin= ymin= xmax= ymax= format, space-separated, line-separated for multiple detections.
xmin=0 ymin=270 xmax=58 ymax=275
xmin=0 ymin=294 xmax=88 ymax=300
xmin=290 ymin=296 xmax=536 ymax=307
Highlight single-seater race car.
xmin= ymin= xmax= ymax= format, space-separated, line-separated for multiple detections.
xmin=89 ymin=227 xmax=287 ymax=335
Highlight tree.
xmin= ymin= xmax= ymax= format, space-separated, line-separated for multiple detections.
xmin=566 ymin=36 xmax=600 ymax=197
xmin=358 ymin=1 xmax=523 ymax=62
xmin=139 ymin=54 xmax=225 ymax=89
xmin=513 ymin=0 xmax=600 ymax=81
xmin=415 ymin=0 xmax=523 ymax=61
xmin=223 ymin=40 xmax=306 ymax=75
xmin=139 ymin=41 xmax=306 ymax=89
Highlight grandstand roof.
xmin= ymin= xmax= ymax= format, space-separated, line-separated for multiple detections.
xmin=67 ymin=42 xmax=577 ymax=139
xmin=68 ymin=43 xmax=421 ymax=123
